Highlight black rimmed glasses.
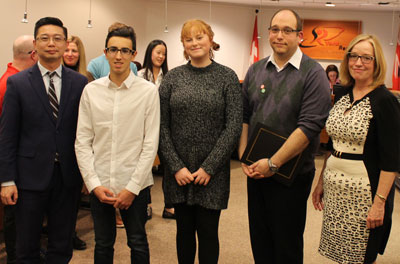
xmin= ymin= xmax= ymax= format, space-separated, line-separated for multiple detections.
xmin=347 ymin=53 xmax=375 ymax=64
xmin=105 ymin=47 xmax=135 ymax=57
xmin=268 ymin=26 xmax=301 ymax=35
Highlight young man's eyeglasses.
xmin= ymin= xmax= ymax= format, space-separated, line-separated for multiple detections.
xmin=268 ymin=27 xmax=301 ymax=35
xmin=347 ymin=53 xmax=375 ymax=64
xmin=105 ymin=47 xmax=135 ymax=57
xmin=36 ymin=35 xmax=66 ymax=43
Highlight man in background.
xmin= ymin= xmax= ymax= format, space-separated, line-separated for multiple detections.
xmin=0 ymin=34 xmax=37 ymax=264
xmin=86 ymin=22 xmax=138 ymax=81
xmin=0 ymin=35 xmax=37 ymax=113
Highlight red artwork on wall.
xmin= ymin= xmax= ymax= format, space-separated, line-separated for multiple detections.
xmin=300 ymin=19 xmax=362 ymax=60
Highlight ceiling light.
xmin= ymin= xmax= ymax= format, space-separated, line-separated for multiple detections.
xmin=325 ymin=2 xmax=335 ymax=7
xmin=87 ymin=19 xmax=93 ymax=28
xmin=87 ymin=0 xmax=93 ymax=28
xmin=21 ymin=0 xmax=28 ymax=23
xmin=164 ymin=0 xmax=169 ymax=33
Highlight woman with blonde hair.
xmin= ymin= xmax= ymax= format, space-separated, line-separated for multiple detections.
xmin=312 ymin=34 xmax=400 ymax=264
xmin=159 ymin=19 xmax=242 ymax=263
xmin=63 ymin=35 xmax=88 ymax=77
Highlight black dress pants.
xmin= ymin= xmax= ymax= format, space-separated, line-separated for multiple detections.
xmin=15 ymin=163 xmax=81 ymax=264
xmin=247 ymin=170 xmax=314 ymax=264
xmin=174 ymin=203 xmax=221 ymax=264
xmin=3 ymin=205 xmax=16 ymax=264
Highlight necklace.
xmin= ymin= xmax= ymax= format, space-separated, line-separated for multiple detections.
xmin=345 ymin=100 xmax=356 ymax=112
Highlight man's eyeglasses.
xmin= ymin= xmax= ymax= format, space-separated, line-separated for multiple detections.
xmin=347 ymin=53 xmax=375 ymax=64
xmin=36 ymin=35 xmax=66 ymax=43
xmin=105 ymin=47 xmax=135 ymax=57
xmin=268 ymin=27 xmax=301 ymax=35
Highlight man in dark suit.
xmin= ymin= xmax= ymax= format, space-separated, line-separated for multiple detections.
xmin=0 ymin=17 xmax=87 ymax=263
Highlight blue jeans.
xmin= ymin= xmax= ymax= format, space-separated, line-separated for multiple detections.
xmin=90 ymin=187 xmax=150 ymax=264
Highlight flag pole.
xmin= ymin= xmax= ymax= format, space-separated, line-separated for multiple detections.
xmin=249 ymin=9 xmax=260 ymax=65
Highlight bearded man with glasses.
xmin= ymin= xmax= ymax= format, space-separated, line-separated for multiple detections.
xmin=75 ymin=25 xmax=159 ymax=264
xmin=239 ymin=9 xmax=331 ymax=263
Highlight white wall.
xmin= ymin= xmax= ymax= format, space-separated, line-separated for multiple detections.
xmin=0 ymin=0 xmax=398 ymax=86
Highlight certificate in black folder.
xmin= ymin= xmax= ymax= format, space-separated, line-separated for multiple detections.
xmin=240 ymin=122 xmax=304 ymax=186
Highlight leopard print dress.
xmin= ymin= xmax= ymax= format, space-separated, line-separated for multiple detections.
xmin=319 ymin=93 xmax=372 ymax=264
xmin=318 ymin=86 xmax=400 ymax=264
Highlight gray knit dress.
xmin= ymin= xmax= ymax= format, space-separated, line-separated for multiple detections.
xmin=159 ymin=60 xmax=242 ymax=210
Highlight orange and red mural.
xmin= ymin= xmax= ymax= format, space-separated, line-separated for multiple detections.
xmin=300 ymin=19 xmax=362 ymax=60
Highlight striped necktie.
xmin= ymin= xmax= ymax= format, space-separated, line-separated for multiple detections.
xmin=47 ymin=71 xmax=59 ymax=120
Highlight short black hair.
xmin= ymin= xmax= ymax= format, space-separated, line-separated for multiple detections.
xmin=105 ymin=26 xmax=136 ymax=51
xmin=34 ymin=17 xmax=67 ymax=39
xmin=142 ymin=39 xmax=168 ymax=82
xmin=270 ymin=9 xmax=303 ymax=31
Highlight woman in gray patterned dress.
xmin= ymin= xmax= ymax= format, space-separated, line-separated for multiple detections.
xmin=158 ymin=19 xmax=242 ymax=264
xmin=312 ymin=34 xmax=400 ymax=264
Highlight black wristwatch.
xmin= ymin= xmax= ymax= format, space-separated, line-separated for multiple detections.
xmin=268 ymin=158 xmax=279 ymax=173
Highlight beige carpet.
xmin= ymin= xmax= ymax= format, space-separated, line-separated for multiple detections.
xmin=1 ymin=156 xmax=399 ymax=263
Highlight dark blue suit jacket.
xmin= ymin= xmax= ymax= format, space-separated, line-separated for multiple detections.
xmin=0 ymin=64 xmax=87 ymax=191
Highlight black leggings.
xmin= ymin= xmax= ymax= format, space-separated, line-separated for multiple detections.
xmin=174 ymin=203 xmax=221 ymax=264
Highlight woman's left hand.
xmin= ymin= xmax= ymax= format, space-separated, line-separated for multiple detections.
xmin=193 ymin=168 xmax=211 ymax=186
xmin=366 ymin=199 xmax=385 ymax=229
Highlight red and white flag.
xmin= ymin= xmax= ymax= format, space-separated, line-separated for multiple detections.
xmin=249 ymin=15 xmax=259 ymax=65
xmin=393 ymin=26 xmax=400 ymax=90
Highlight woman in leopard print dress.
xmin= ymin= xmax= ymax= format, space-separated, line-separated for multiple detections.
xmin=312 ymin=34 xmax=400 ymax=264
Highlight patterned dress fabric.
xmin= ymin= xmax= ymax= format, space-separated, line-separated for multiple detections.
xmin=159 ymin=61 xmax=242 ymax=210
xmin=319 ymin=85 xmax=400 ymax=264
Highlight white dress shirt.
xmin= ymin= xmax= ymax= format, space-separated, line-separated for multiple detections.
xmin=75 ymin=71 xmax=160 ymax=195
xmin=137 ymin=68 xmax=164 ymax=89
xmin=37 ymin=61 xmax=62 ymax=102
xmin=268 ymin=46 xmax=303 ymax=72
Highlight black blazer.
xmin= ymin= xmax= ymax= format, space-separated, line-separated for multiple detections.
xmin=0 ymin=64 xmax=87 ymax=191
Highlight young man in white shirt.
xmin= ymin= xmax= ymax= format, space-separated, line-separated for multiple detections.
xmin=75 ymin=25 xmax=160 ymax=264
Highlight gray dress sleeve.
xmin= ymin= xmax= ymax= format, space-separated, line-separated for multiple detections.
xmin=200 ymin=70 xmax=243 ymax=176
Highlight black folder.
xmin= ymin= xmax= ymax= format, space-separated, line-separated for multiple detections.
xmin=240 ymin=122 xmax=304 ymax=186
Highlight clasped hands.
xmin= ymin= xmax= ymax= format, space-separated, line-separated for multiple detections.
xmin=175 ymin=167 xmax=210 ymax=186
xmin=93 ymin=186 xmax=136 ymax=210
xmin=241 ymin=158 xmax=274 ymax=179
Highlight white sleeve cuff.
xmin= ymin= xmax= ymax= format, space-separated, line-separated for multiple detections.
xmin=1 ymin=181 xmax=16 ymax=187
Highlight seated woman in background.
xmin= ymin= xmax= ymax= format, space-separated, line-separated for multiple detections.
xmin=312 ymin=34 xmax=400 ymax=264
xmin=138 ymin=39 xmax=174 ymax=219
xmin=325 ymin=64 xmax=340 ymax=93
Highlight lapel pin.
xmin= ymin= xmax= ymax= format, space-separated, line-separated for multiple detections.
xmin=260 ymin=84 xmax=266 ymax=93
